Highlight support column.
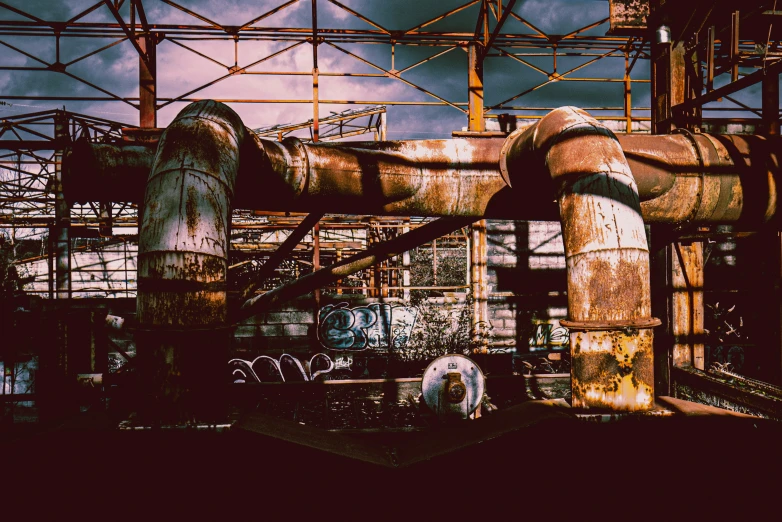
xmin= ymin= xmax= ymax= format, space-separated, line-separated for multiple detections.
xmin=54 ymin=113 xmax=71 ymax=301
xmin=40 ymin=112 xmax=74 ymax=421
xmin=468 ymin=41 xmax=488 ymax=352
xmin=651 ymin=17 xmax=706 ymax=382
xmin=624 ymin=50 xmax=632 ymax=133
xmin=763 ymin=70 xmax=780 ymax=136
xmin=671 ymin=242 xmax=705 ymax=370
xmin=311 ymin=0 xmax=319 ymax=143
xmin=468 ymin=43 xmax=485 ymax=132
xmin=138 ymin=35 xmax=156 ymax=128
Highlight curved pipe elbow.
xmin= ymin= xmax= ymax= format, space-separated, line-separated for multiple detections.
xmin=501 ymin=106 xmax=655 ymax=411
xmin=137 ymin=100 xmax=245 ymax=328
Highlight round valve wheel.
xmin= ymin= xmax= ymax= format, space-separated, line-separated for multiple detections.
xmin=421 ymin=354 xmax=485 ymax=420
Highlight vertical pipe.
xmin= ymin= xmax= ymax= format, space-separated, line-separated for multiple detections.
xmin=47 ymin=226 xmax=54 ymax=299
xmin=139 ymin=35 xmax=156 ymax=129
xmin=136 ymin=101 xmax=244 ymax=423
xmin=379 ymin=111 xmax=387 ymax=141
xmin=313 ymin=220 xmax=320 ymax=310
xmin=501 ymin=107 xmax=657 ymax=410
xmin=403 ymin=219 xmax=410 ymax=301
xmin=432 ymin=238 xmax=437 ymax=287
xmin=470 ymin=221 xmax=488 ymax=353
xmin=335 ymin=248 xmax=342 ymax=295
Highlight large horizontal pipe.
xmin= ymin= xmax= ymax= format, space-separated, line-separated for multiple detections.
xmin=64 ymin=131 xmax=781 ymax=226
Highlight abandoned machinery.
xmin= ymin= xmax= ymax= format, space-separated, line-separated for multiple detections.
xmin=65 ymin=100 xmax=781 ymax=417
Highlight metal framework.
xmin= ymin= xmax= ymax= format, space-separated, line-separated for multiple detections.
xmin=1 ymin=0 xmax=780 ymax=308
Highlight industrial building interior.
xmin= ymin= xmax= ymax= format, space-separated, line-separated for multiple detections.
xmin=2 ymin=0 xmax=782 ymax=508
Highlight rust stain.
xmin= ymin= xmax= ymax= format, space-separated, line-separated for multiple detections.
xmin=571 ymin=329 xmax=654 ymax=410
xmin=584 ymin=257 xmax=648 ymax=320
xmin=185 ymin=184 xmax=199 ymax=238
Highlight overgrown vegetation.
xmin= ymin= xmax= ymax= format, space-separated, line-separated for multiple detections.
xmin=391 ymin=293 xmax=492 ymax=366
xmin=408 ymin=246 xmax=467 ymax=300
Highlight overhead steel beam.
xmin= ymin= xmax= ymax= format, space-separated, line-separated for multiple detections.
xmin=238 ymin=216 xmax=477 ymax=320
xmin=102 ymin=0 xmax=150 ymax=65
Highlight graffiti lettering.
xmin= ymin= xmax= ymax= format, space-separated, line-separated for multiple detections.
xmin=229 ymin=353 xmax=334 ymax=383
xmin=529 ymin=321 xmax=569 ymax=350
xmin=318 ymin=303 xmax=418 ymax=351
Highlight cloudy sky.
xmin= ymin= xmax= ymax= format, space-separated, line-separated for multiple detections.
xmin=0 ymin=0 xmax=764 ymax=138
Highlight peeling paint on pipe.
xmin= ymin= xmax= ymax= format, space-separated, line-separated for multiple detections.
xmin=241 ymin=135 xmax=510 ymax=216
xmin=65 ymin=132 xmax=781 ymax=226
xmin=501 ymin=106 xmax=657 ymax=411
xmin=136 ymin=100 xmax=244 ymax=422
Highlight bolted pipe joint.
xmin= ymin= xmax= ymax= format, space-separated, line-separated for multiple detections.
xmin=501 ymin=106 xmax=658 ymax=411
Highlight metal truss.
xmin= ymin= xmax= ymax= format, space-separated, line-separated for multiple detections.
xmin=0 ymin=109 xmax=136 ymax=227
xmin=0 ymin=0 xmax=653 ymax=120
xmin=1 ymin=0 xmax=780 ymax=305
xmin=254 ymin=105 xmax=386 ymax=142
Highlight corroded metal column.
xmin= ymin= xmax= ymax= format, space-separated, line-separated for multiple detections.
xmin=502 ymin=107 xmax=658 ymax=410
xmin=136 ymin=100 xmax=244 ymax=422
xmin=671 ymin=242 xmax=704 ymax=370
xmin=139 ymin=34 xmax=156 ymax=129
xmin=468 ymin=41 xmax=489 ymax=352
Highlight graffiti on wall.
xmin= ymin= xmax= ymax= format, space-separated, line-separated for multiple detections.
xmin=230 ymin=353 xmax=334 ymax=383
xmin=529 ymin=320 xmax=569 ymax=351
xmin=318 ymin=302 xmax=418 ymax=351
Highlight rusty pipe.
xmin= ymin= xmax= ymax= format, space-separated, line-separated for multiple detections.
xmin=501 ymin=106 xmax=657 ymax=411
xmin=239 ymin=133 xmax=511 ymax=217
xmin=136 ymin=100 xmax=244 ymax=422
xmin=64 ymin=132 xmax=781 ymax=226
xmin=137 ymin=100 xmax=244 ymax=326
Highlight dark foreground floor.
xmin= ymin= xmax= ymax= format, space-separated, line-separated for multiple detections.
xmin=2 ymin=401 xmax=781 ymax=518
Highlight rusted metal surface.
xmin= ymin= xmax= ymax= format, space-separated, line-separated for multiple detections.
xmin=470 ymin=220 xmax=489 ymax=352
xmin=136 ymin=100 xmax=244 ymax=422
xmin=137 ymin=101 xmax=243 ymax=327
xmin=627 ymin=133 xmax=781 ymax=226
xmin=671 ymin=242 xmax=705 ymax=370
xmin=468 ymin=42 xmax=485 ymax=133
xmin=285 ymin=138 xmax=509 ymax=217
xmin=138 ymin=35 xmax=156 ymax=129
xmin=608 ymin=0 xmax=649 ymax=35
xmin=64 ymin=128 xmax=781 ymax=227
xmin=502 ymin=106 xmax=656 ymax=411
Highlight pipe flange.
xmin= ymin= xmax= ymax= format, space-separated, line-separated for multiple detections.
xmin=673 ymin=128 xmax=705 ymax=224
xmin=281 ymin=136 xmax=310 ymax=197
xmin=560 ymin=317 xmax=662 ymax=332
